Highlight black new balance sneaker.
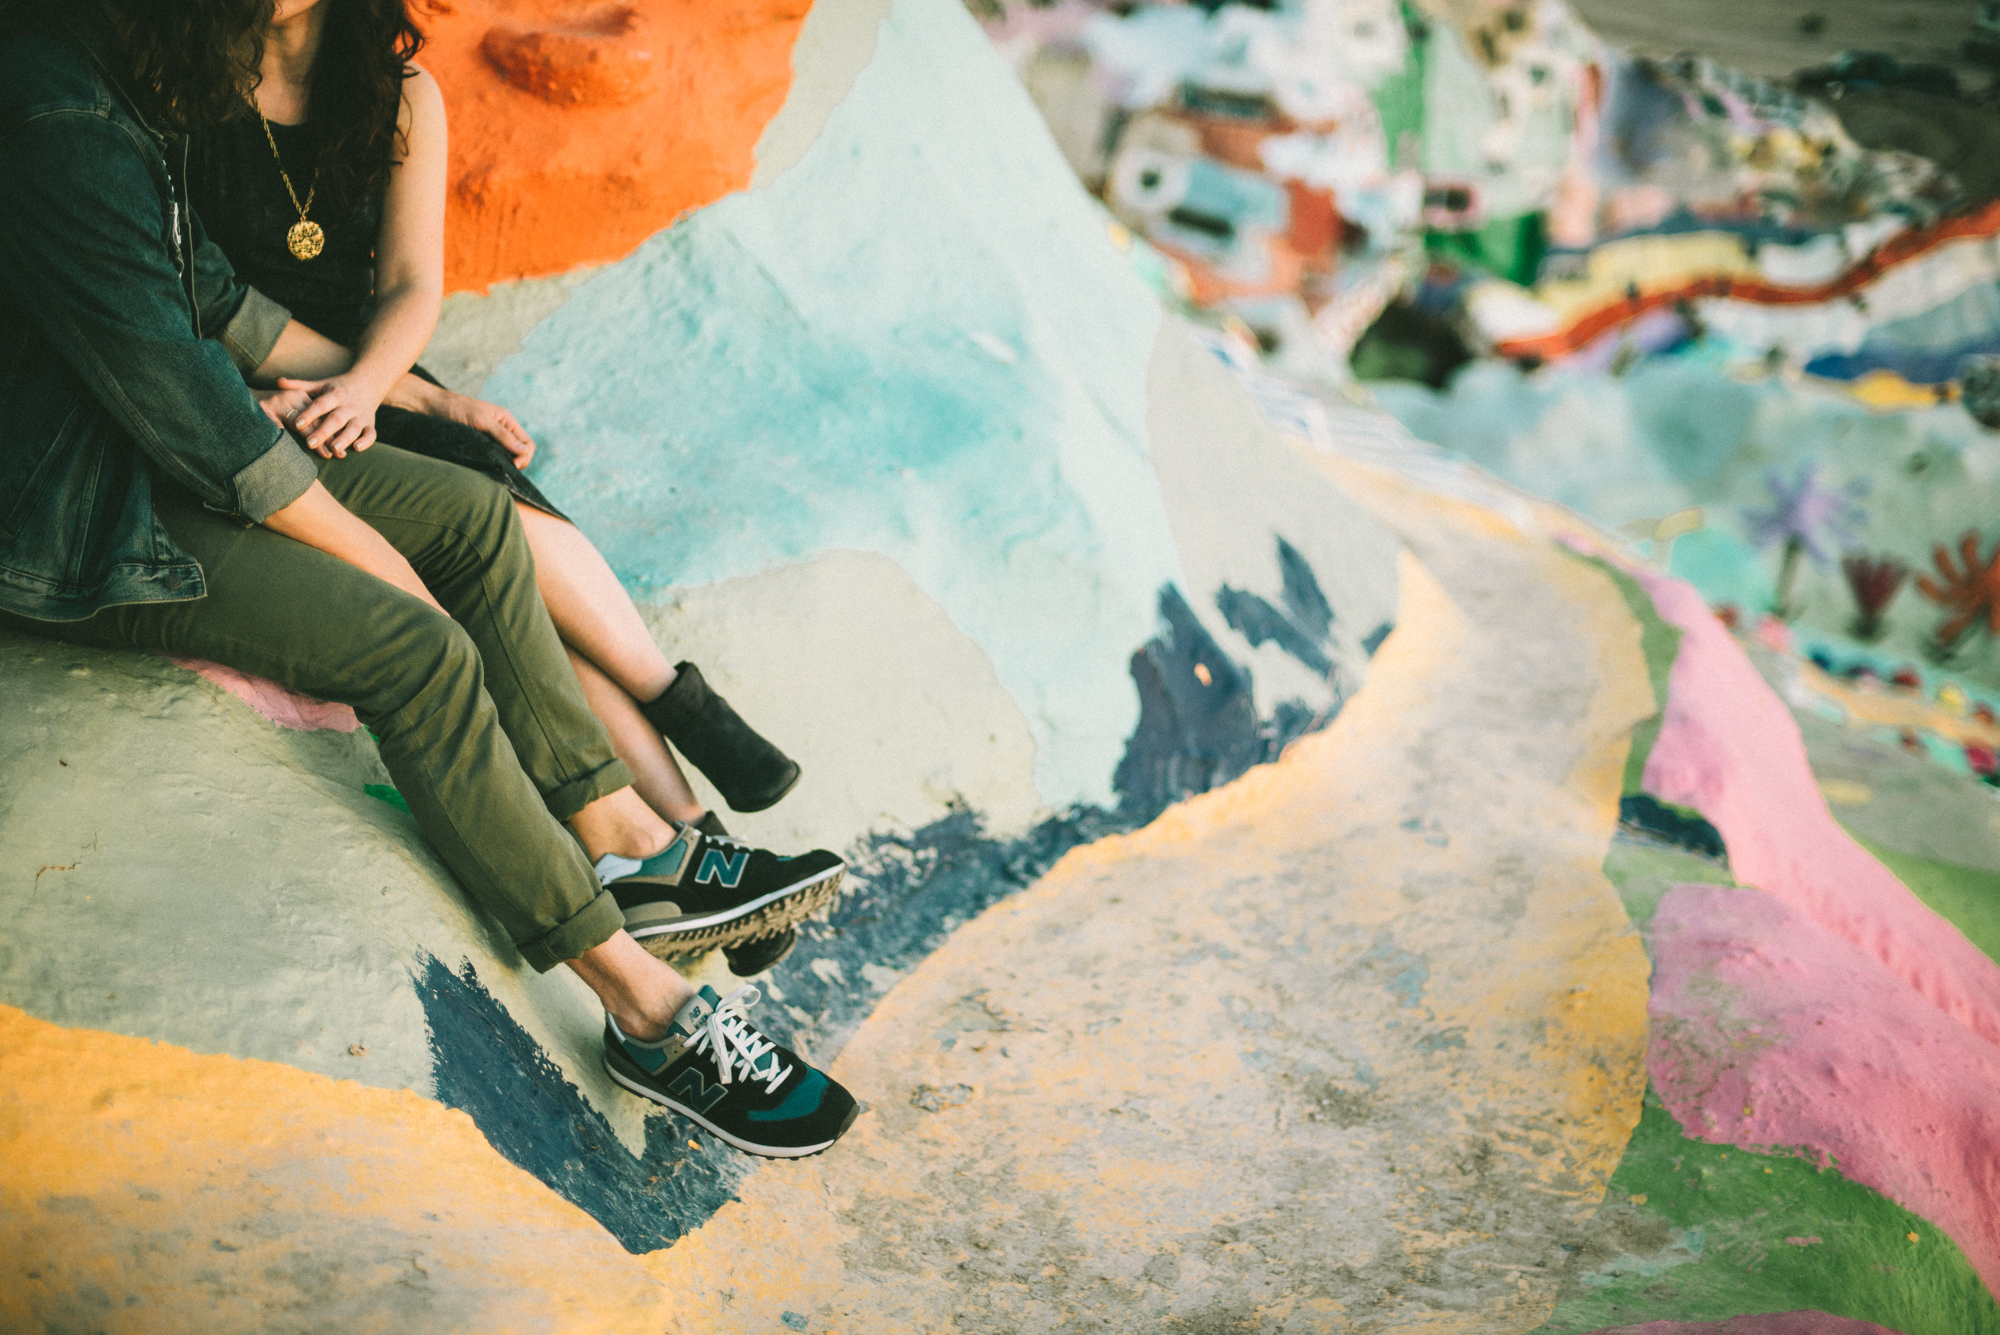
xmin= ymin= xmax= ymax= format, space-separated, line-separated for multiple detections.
xmin=597 ymin=823 xmax=844 ymax=958
xmin=603 ymin=984 xmax=858 ymax=1157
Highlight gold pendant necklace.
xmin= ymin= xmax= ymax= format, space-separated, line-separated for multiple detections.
xmin=256 ymin=107 xmax=323 ymax=260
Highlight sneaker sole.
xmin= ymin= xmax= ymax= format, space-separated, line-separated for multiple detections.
xmin=629 ymin=865 xmax=845 ymax=960
xmin=601 ymin=1051 xmax=859 ymax=1159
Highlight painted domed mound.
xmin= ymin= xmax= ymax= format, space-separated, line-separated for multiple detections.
xmin=0 ymin=0 xmax=1402 ymax=1323
xmin=7 ymin=1 xmax=1998 ymax=1330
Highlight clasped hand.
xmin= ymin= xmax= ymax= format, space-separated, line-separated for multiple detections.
xmin=254 ymin=376 xmax=537 ymax=468
xmin=255 ymin=376 xmax=377 ymax=459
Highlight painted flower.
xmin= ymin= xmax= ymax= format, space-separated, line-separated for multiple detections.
xmin=1744 ymin=462 xmax=1869 ymax=568
xmin=1917 ymin=530 xmax=2000 ymax=646
xmin=1747 ymin=462 xmax=1869 ymax=618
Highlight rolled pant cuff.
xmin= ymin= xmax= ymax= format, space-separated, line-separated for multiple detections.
xmin=519 ymin=889 xmax=625 ymax=974
xmin=542 ymin=759 xmax=637 ymax=822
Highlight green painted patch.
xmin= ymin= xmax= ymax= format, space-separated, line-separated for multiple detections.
xmin=364 ymin=783 xmax=409 ymax=814
xmin=1370 ymin=3 xmax=1427 ymax=171
xmin=1602 ymin=837 xmax=1735 ymax=932
xmin=1425 ymin=211 xmax=1549 ymax=287
xmin=1535 ymin=1094 xmax=1998 ymax=1335
xmin=1563 ymin=550 xmax=1682 ymax=794
xmin=1846 ymin=830 xmax=2000 ymax=970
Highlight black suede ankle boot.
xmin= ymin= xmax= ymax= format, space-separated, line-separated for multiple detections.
xmin=641 ymin=662 xmax=801 ymax=813
xmin=723 ymin=927 xmax=798 ymax=976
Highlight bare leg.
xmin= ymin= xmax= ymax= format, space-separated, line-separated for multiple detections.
xmin=568 ymin=930 xmax=694 ymax=1040
xmin=516 ymin=502 xmax=713 ymax=824
xmin=569 ymin=648 xmax=705 ymax=824
xmin=559 ymin=789 xmax=695 ymax=1035
xmin=518 ymin=503 xmax=675 ymax=701
xmin=570 ymin=785 xmax=676 ymax=862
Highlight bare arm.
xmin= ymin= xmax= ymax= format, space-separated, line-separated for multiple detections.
xmin=250 ymin=317 xmax=358 ymax=385
xmin=346 ymin=66 xmax=447 ymax=403
xmin=244 ymin=318 xmax=374 ymax=456
xmin=278 ymin=67 xmax=449 ymax=450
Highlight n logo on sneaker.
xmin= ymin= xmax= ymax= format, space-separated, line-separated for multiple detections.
xmin=695 ymin=848 xmax=750 ymax=889
xmin=668 ymin=1066 xmax=729 ymax=1113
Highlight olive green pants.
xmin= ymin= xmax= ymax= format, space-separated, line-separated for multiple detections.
xmin=4 ymin=445 xmax=630 ymax=971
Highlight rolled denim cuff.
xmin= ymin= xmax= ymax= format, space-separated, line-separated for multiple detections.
xmin=218 ymin=287 xmax=293 ymax=374
xmin=232 ymin=434 xmax=318 ymax=523
xmin=542 ymin=758 xmax=637 ymax=823
xmin=519 ymin=889 xmax=625 ymax=974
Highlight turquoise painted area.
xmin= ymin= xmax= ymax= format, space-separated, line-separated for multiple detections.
xmin=491 ymin=0 xmax=1177 ymax=807
xmin=1668 ymin=527 xmax=1771 ymax=620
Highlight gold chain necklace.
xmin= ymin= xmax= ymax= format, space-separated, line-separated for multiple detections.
xmin=255 ymin=108 xmax=324 ymax=260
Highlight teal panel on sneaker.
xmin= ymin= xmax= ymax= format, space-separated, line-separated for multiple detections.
xmin=623 ymin=1039 xmax=671 ymax=1075
xmin=747 ymin=1068 xmax=829 ymax=1122
xmin=641 ymin=838 xmax=691 ymax=879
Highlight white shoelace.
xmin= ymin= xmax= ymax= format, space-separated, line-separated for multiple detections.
xmin=693 ymin=985 xmax=793 ymax=1095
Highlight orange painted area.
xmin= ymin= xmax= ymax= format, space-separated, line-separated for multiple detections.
xmin=0 ymin=1004 xmax=668 ymax=1332
xmin=423 ymin=0 xmax=812 ymax=293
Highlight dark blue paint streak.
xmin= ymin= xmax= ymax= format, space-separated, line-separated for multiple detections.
xmin=414 ymin=954 xmax=750 ymax=1253
xmin=1219 ymin=585 xmax=1334 ymax=676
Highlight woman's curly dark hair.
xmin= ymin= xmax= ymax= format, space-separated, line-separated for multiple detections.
xmin=0 ymin=0 xmax=424 ymax=212
xmin=0 ymin=0 xmax=275 ymax=134
xmin=302 ymin=0 xmax=427 ymax=214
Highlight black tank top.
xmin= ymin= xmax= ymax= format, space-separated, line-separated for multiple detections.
xmin=186 ymin=115 xmax=383 ymax=348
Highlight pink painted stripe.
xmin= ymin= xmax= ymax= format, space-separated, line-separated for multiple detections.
xmin=1622 ymin=563 xmax=2000 ymax=1050
xmin=164 ymin=655 xmax=360 ymax=733
xmin=1586 ymin=1314 xmax=1904 ymax=1335
xmin=1649 ymin=883 xmax=2000 ymax=1300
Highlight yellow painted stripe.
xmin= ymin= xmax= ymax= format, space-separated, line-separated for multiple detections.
xmin=0 ymin=1004 xmax=669 ymax=1333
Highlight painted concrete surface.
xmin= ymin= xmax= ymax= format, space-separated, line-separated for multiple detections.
xmin=422 ymin=0 xmax=811 ymax=290
xmin=484 ymin=0 xmax=1172 ymax=810
xmin=1376 ymin=355 xmax=2000 ymax=686
xmin=751 ymin=0 xmax=892 ymax=187
xmin=484 ymin=0 xmax=1396 ymax=811
xmin=0 ymin=1003 xmax=672 ymax=1334
xmin=1522 ymin=541 xmax=2000 ymax=1332
xmin=1648 ymin=883 xmax=2000 ymax=1297
xmin=649 ymin=466 xmax=1658 ymax=1330
xmin=1627 ymin=563 xmax=2000 ymax=1049
xmin=0 ymin=628 xmax=664 ymax=1161
xmin=1580 ymin=1318 xmax=1906 ymax=1335
xmin=417 ymin=0 xmax=886 ymax=392
xmin=634 ymin=548 xmax=1046 ymax=851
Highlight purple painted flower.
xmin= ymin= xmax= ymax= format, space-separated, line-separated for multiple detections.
xmin=1745 ymin=462 xmax=1869 ymax=568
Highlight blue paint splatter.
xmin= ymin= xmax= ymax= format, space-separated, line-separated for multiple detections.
xmin=1358 ymin=932 xmax=1430 ymax=1009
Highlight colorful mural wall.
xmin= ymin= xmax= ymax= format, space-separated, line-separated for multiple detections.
xmin=2 ymin=0 xmax=1996 ymax=1331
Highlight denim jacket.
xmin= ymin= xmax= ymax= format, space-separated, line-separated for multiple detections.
xmin=0 ymin=10 xmax=315 ymax=622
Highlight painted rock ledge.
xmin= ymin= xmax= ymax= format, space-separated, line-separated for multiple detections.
xmin=3 ymin=1 xmax=1997 ymax=1332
